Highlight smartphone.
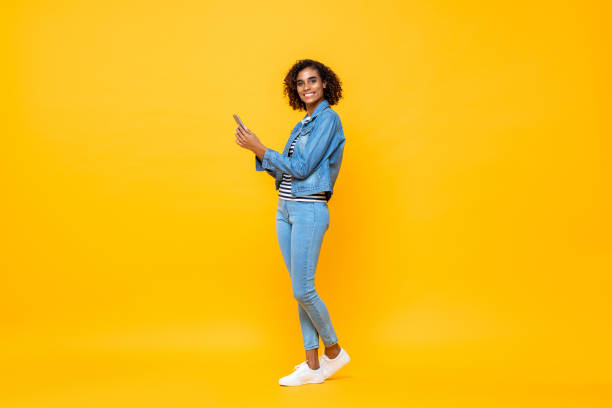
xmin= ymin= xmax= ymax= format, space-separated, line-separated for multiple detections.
xmin=233 ymin=114 xmax=248 ymax=130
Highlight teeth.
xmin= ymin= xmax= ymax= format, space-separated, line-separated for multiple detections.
xmin=304 ymin=93 xmax=314 ymax=96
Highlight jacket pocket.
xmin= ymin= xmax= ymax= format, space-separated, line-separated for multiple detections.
xmin=300 ymin=126 xmax=313 ymax=136
xmin=296 ymin=134 xmax=309 ymax=153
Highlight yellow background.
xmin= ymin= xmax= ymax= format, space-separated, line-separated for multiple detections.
xmin=3 ymin=0 xmax=611 ymax=406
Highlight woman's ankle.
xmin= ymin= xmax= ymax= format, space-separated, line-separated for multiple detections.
xmin=324 ymin=343 xmax=341 ymax=359
xmin=308 ymin=361 xmax=320 ymax=370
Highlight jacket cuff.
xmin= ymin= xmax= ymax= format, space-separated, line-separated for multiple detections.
xmin=255 ymin=154 xmax=265 ymax=171
xmin=255 ymin=149 xmax=273 ymax=171
xmin=257 ymin=148 xmax=275 ymax=171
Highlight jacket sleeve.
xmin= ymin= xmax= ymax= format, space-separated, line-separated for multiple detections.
xmin=257 ymin=113 xmax=339 ymax=180
xmin=255 ymin=154 xmax=279 ymax=179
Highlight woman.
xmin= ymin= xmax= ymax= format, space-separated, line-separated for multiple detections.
xmin=234 ymin=59 xmax=350 ymax=386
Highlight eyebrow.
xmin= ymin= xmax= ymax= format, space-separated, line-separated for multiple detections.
xmin=297 ymin=76 xmax=317 ymax=82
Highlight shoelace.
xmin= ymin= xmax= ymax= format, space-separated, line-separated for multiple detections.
xmin=293 ymin=361 xmax=323 ymax=372
xmin=293 ymin=361 xmax=308 ymax=371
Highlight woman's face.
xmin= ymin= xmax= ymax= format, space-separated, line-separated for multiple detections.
xmin=296 ymin=67 xmax=327 ymax=109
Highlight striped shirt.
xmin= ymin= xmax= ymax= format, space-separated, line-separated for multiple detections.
xmin=278 ymin=116 xmax=328 ymax=203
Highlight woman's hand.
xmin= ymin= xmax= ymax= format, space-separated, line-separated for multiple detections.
xmin=235 ymin=126 xmax=267 ymax=159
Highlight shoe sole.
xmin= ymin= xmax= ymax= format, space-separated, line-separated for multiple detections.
xmin=279 ymin=379 xmax=325 ymax=386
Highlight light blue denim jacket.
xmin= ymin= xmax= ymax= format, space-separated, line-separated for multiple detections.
xmin=255 ymin=99 xmax=345 ymax=202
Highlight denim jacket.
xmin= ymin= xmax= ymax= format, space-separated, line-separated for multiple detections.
xmin=255 ymin=99 xmax=345 ymax=202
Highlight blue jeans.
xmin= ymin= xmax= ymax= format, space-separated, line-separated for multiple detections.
xmin=275 ymin=198 xmax=339 ymax=350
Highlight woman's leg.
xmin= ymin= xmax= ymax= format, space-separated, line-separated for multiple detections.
xmin=288 ymin=201 xmax=339 ymax=352
xmin=277 ymin=200 xmax=321 ymax=362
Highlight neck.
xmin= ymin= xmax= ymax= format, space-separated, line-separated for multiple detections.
xmin=306 ymin=98 xmax=324 ymax=116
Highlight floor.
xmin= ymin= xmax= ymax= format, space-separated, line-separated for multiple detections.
xmin=2 ymin=328 xmax=609 ymax=408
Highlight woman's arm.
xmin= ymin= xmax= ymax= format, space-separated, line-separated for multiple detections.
xmin=253 ymin=144 xmax=267 ymax=161
xmin=255 ymin=154 xmax=279 ymax=179
xmin=257 ymin=113 xmax=340 ymax=180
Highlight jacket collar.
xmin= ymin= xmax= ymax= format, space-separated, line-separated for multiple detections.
xmin=302 ymin=99 xmax=329 ymax=122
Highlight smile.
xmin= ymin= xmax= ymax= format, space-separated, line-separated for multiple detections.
xmin=303 ymin=92 xmax=315 ymax=97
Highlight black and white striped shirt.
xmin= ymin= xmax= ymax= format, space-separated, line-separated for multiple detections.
xmin=278 ymin=116 xmax=328 ymax=203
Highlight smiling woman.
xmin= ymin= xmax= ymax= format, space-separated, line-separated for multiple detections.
xmin=283 ymin=59 xmax=343 ymax=111
xmin=235 ymin=58 xmax=349 ymax=386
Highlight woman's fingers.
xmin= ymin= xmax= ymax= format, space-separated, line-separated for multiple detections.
xmin=234 ymin=126 xmax=254 ymax=149
xmin=235 ymin=128 xmax=245 ymax=141
xmin=235 ymin=126 xmax=248 ymax=147
xmin=235 ymin=127 xmax=243 ymax=140
xmin=237 ymin=126 xmax=252 ymax=138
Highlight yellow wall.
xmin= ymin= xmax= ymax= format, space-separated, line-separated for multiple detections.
xmin=3 ymin=0 xmax=611 ymax=406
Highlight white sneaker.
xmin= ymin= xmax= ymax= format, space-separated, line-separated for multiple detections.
xmin=319 ymin=348 xmax=350 ymax=379
xmin=278 ymin=361 xmax=326 ymax=386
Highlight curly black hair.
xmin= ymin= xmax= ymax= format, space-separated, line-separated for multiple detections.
xmin=283 ymin=59 xmax=343 ymax=111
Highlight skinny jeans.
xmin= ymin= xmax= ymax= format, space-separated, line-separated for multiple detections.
xmin=275 ymin=198 xmax=338 ymax=350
